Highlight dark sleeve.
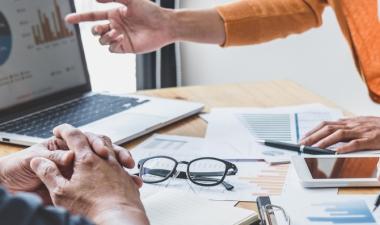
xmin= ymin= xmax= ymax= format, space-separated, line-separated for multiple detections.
xmin=0 ymin=186 xmax=94 ymax=225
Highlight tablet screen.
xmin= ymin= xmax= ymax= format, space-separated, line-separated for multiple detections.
xmin=304 ymin=157 xmax=379 ymax=179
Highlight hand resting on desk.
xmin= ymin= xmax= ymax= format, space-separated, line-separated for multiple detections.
xmin=0 ymin=125 xmax=141 ymax=204
xmin=300 ymin=116 xmax=380 ymax=153
xmin=30 ymin=124 xmax=148 ymax=225
xmin=0 ymin=124 xmax=148 ymax=225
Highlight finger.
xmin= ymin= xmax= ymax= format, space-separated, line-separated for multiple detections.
xmin=99 ymin=29 xmax=119 ymax=45
xmin=109 ymin=42 xmax=124 ymax=53
xmin=92 ymin=24 xmax=111 ymax=36
xmin=33 ymin=185 xmax=53 ymax=206
xmin=131 ymin=175 xmax=143 ymax=188
xmin=340 ymin=116 xmax=375 ymax=123
xmin=109 ymin=36 xmax=128 ymax=53
xmin=45 ymin=150 xmax=75 ymax=167
xmin=113 ymin=144 xmax=135 ymax=168
xmin=47 ymin=137 xmax=69 ymax=150
xmin=301 ymin=125 xmax=347 ymax=146
xmin=65 ymin=10 xmax=109 ymax=24
xmin=302 ymin=121 xmax=346 ymax=140
xmin=85 ymin=132 xmax=114 ymax=159
xmin=336 ymin=139 xmax=369 ymax=153
xmin=314 ymin=129 xmax=357 ymax=149
xmin=53 ymin=124 xmax=93 ymax=157
xmin=30 ymin=158 xmax=68 ymax=193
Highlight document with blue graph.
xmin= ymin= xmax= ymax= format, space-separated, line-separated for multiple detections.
xmin=270 ymin=196 xmax=379 ymax=225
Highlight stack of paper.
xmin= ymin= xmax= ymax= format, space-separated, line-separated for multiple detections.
xmin=132 ymin=104 xmax=355 ymax=224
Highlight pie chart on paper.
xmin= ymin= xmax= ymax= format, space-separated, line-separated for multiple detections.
xmin=0 ymin=11 xmax=12 ymax=66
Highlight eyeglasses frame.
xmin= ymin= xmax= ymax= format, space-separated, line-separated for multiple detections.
xmin=137 ymin=155 xmax=238 ymax=187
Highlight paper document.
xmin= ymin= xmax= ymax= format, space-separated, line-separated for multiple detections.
xmin=131 ymin=134 xmax=289 ymax=201
xmin=142 ymin=190 xmax=258 ymax=225
xmin=130 ymin=134 xmax=254 ymax=161
xmin=269 ymin=195 xmax=379 ymax=225
xmin=205 ymin=104 xmax=344 ymax=163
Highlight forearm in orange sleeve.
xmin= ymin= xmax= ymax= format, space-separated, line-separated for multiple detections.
xmin=216 ymin=0 xmax=327 ymax=46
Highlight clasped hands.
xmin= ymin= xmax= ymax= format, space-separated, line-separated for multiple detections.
xmin=0 ymin=124 xmax=149 ymax=225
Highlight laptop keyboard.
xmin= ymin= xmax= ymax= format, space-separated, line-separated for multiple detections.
xmin=0 ymin=94 xmax=149 ymax=139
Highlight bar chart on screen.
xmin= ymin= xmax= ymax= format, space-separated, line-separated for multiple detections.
xmin=31 ymin=0 xmax=74 ymax=45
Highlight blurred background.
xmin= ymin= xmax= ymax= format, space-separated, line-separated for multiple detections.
xmin=75 ymin=0 xmax=380 ymax=116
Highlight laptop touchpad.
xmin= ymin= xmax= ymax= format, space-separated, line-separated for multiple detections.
xmin=79 ymin=113 xmax=166 ymax=141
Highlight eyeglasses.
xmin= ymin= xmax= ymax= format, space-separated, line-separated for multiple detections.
xmin=137 ymin=156 xmax=238 ymax=191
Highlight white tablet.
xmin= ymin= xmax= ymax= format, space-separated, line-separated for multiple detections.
xmin=292 ymin=155 xmax=380 ymax=188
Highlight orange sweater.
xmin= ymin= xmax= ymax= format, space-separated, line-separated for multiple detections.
xmin=217 ymin=0 xmax=380 ymax=103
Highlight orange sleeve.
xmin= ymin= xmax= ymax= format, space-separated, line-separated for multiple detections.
xmin=216 ymin=0 xmax=327 ymax=46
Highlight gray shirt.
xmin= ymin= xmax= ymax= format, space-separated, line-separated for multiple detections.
xmin=0 ymin=186 xmax=94 ymax=225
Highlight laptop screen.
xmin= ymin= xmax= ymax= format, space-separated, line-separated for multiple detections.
xmin=0 ymin=0 xmax=88 ymax=111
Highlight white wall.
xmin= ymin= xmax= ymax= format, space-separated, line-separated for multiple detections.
xmin=75 ymin=2 xmax=136 ymax=94
xmin=179 ymin=0 xmax=380 ymax=116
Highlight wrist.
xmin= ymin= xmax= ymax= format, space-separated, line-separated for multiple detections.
xmin=171 ymin=9 xmax=226 ymax=45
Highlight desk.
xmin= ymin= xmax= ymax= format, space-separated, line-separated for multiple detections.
xmin=0 ymin=80 xmax=379 ymax=211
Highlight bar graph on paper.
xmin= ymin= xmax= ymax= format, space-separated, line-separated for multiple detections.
xmin=236 ymin=112 xmax=341 ymax=143
xmin=237 ymin=114 xmax=294 ymax=142
xmin=237 ymin=163 xmax=289 ymax=196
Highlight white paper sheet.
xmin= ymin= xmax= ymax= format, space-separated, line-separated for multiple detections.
xmin=130 ymin=134 xmax=258 ymax=161
xmin=205 ymin=104 xmax=344 ymax=163
xmin=142 ymin=190 xmax=258 ymax=225
xmin=131 ymin=134 xmax=289 ymax=201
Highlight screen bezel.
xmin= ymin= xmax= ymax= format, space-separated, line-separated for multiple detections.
xmin=0 ymin=0 xmax=91 ymax=122
xmin=291 ymin=154 xmax=380 ymax=187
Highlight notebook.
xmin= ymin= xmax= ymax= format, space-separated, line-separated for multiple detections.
xmin=142 ymin=190 xmax=258 ymax=225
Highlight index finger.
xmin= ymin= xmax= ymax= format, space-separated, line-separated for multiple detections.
xmin=301 ymin=121 xmax=345 ymax=141
xmin=65 ymin=11 xmax=109 ymax=24
xmin=53 ymin=124 xmax=93 ymax=157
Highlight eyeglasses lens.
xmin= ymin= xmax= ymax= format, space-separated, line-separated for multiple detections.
xmin=141 ymin=157 xmax=176 ymax=183
xmin=188 ymin=159 xmax=227 ymax=186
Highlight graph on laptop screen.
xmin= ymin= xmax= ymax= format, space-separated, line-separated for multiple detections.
xmin=0 ymin=0 xmax=87 ymax=110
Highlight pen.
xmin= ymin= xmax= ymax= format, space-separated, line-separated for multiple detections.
xmin=257 ymin=140 xmax=336 ymax=155
xmin=373 ymin=194 xmax=380 ymax=212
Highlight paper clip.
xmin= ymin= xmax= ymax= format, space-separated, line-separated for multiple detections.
xmin=262 ymin=204 xmax=291 ymax=225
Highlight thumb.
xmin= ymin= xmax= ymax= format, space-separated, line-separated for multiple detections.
xmin=30 ymin=158 xmax=68 ymax=193
xmin=45 ymin=150 xmax=74 ymax=167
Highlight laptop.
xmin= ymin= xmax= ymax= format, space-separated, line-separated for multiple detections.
xmin=0 ymin=0 xmax=203 ymax=146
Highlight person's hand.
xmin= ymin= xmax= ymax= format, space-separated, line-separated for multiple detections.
xmin=66 ymin=0 xmax=176 ymax=54
xmin=0 ymin=139 xmax=74 ymax=203
xmin=0 ymin=127 xmax=140 ymax=204
xmin=300 ymin=116 xmax=380 ymax=153
xmin=30 ymin=124 xmax=148 ymax=225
